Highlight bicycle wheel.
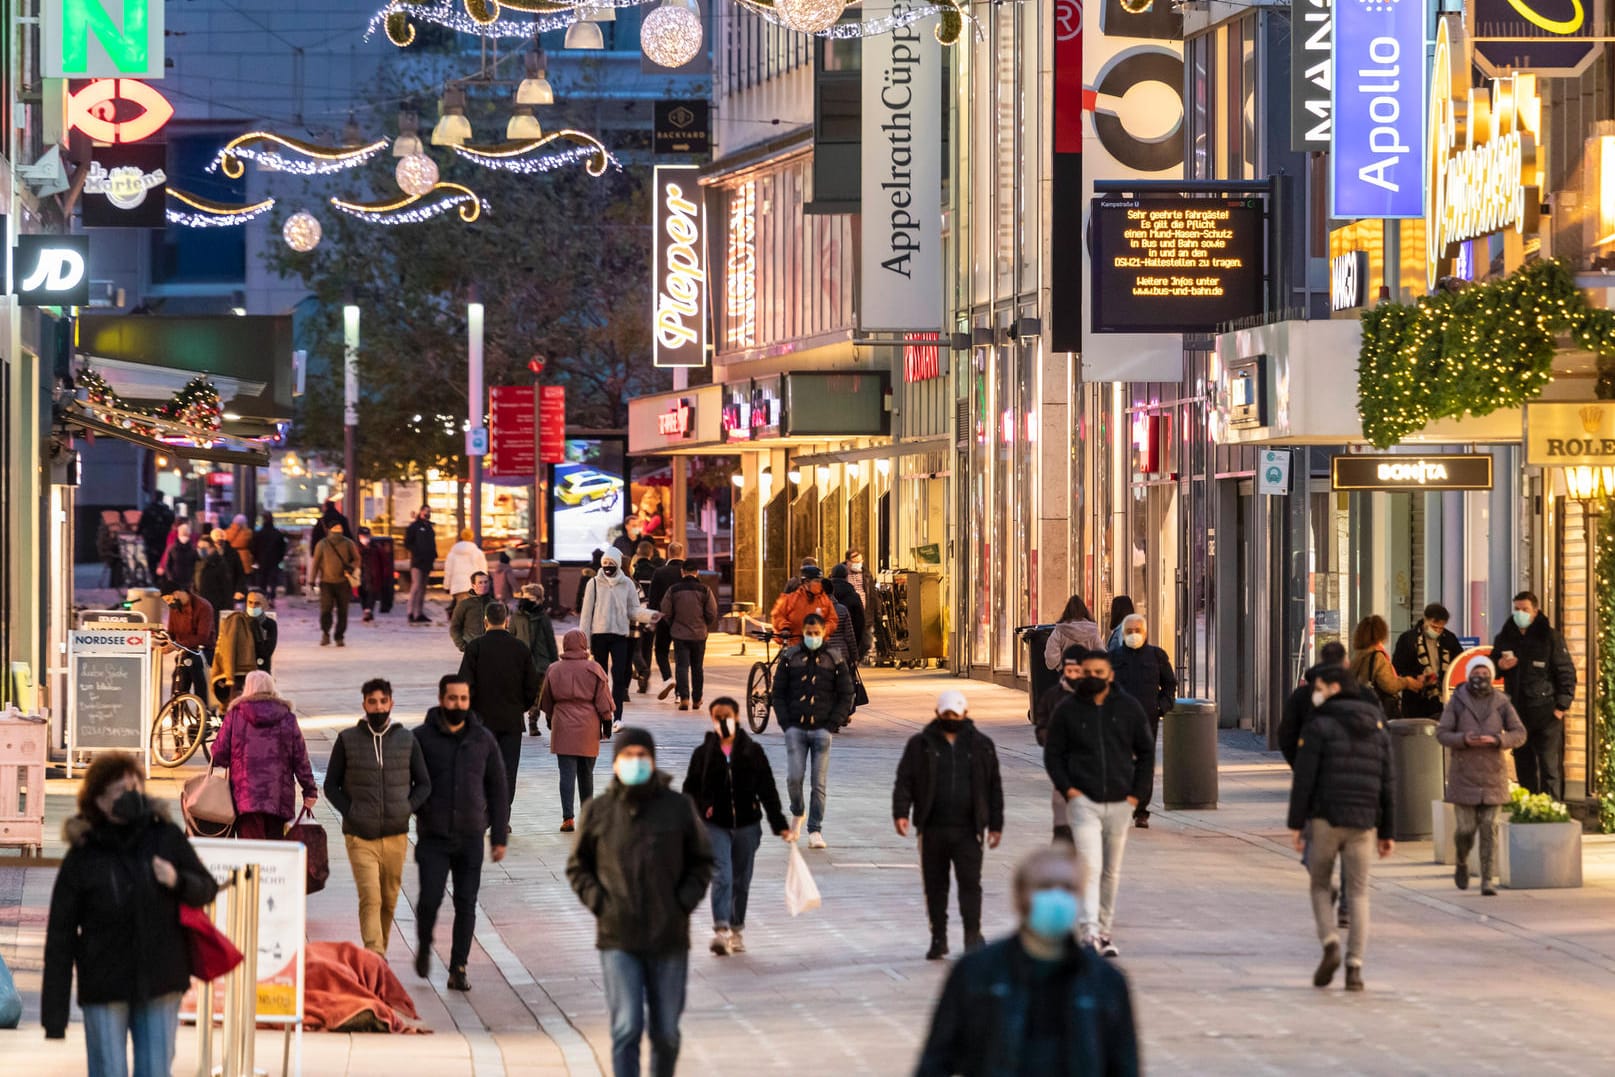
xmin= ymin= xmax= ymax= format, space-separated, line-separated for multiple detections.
xmin=151 ymin=694 xmax=208 ymax=767
xmin=746 ymin=662 xmax=772 ymax=733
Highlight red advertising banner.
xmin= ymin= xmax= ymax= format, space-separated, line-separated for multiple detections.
xmin=1054 ymin=0 xmax=1082 ymax=154
xmin=539 ymin=385 xmax=566 ymax=464
xmin=487 ymin=386 xmax=536 ymax=478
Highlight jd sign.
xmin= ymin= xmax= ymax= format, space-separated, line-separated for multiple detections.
xmin=43 ymin=0 xmax=166 ymax=80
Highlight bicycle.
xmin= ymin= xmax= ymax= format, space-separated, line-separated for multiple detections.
xmin=149 ymin=631 xmax=221 ymax=767
xmin=744 ymin=629 xmax=791 ymax=734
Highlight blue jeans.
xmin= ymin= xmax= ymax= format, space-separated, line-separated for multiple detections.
xmin=706 ymin=821 xmax=762 ymax=930
xmin=600 ymin=950 xmax=688 ymax=1077
xmin=783 ymin=726 xmax=833 ymax=833
xmin=82 ymin=991 xmax=182 ymax=1077
xmin=557 ymin=754 xmax=596 ymax=820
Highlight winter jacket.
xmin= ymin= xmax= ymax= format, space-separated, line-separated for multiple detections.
xmin=916 ymin=936 xmax=1139 ymax=1077
xmin=827 ymin=571 xmax=867 ymax=648
xmin=357 ymin=539 xmax=386 ymax=592
xmin=194 ymin=549 xmax=239 ymax=613
xmin=660 ymin=576 xmax=718 ymax=642
xmin=139 ymin=500 xmax=174 ymax=549
xmin=1033 ymin=680 xmax=1075 ymax=747
xmin=539 ymin=630 xmax=614 ymax=758
xmin=458 ymin=628 xmax=541 ymax=735
xmin=771 ymin=643 xmax=855 ymax=732
xmin=1108 ymin=643 xmax=1177 ymax=718
xmin=830 ymin=599 xmax=860 ymax=667
xmin=443 ymin=540 xmax=488 ymax=595
xmin=211 ymin=693 xmax=317 ymax=820
xmin=209 ymin=611 xmax=262 ymax=704
xmin=1392 ymin=620 xmax=1463 ymax=718
xmin=1491 ymin=614 xmax=1577 ymax=715
xmin=511 ymin=600 xmax=560 ymax=677
xmin=248 ymin=614 xmax=277 ymax=673
xmin=769 ymin=579 xmax=839 ymax=642
xmin=1044 ymin=619 xmax=1104 ymax=669
xmin=324 ymin=720 xmax=432 ymax=839
xmin=1278 ymin=665 xmax=1380 ymax=767
xmin=403 ymin=518 xmax=437 ymax=571
xmin=165 ymin=593 xmax=216 ymax=650
xmin=413 ymin=708 xmax=509 ymax=844
xmin=1286 ymin=696 xmax=1395 ymax=837
xmin=1436 ymin=685 xmax=1528 ymax=806
xmin=251 ymin=524 xmax=288 ymax=577
xmin=1043 ymin=689 xmax=1153 ymax=804
xmin=311 ymin=533 xmax=360 ymax=586
xmin=42 ymin=805 xmax=218 ymax=1039
xmin=1351 ymin=646 xmax=1409 ymax=714
xmin=224 ymin=521 xmax=255 ymax=576
xmin=160 ymin=537 xmax=198 ymax=588
xmin=566 ymin=772 xmax=715 ymax=955
xmin=450 ymin=592 xmax=498 ymax=652
xmin=683 ymin=729 xmax=790 ymax=832
xmin=893 ymin=720 xmax=1006 ymax=835
xmin=647 ymin=559 xmax=685 ymax=612
xmin=580 ymin=553 xmax=642 ymax=639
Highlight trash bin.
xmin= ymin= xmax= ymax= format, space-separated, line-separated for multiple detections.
xmin=1386 ymin=718 xmax=1443 ymax=840
xmin=1163 ymin=699 xmax=1219 ymax=810
xmin=125 ymin=587 xmax=163 ymax=624
xmin=1017 ymin=625 xmax=1059 ymax=726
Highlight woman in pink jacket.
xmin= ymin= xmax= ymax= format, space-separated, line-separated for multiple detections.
xmin=538 ymin=630 xmax=615 ymax=832
xmin=210 ymin=670 xmax=316 ymax=839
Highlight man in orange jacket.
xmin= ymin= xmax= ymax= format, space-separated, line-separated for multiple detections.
xmin=770 ymin=566 xmax=839 ymax=643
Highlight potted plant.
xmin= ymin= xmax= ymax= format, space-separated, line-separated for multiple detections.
xmin=1505 ymin=786 xmax=1582 ymax=889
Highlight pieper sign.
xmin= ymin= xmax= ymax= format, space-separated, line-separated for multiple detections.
xmin=652 ymin=165 xmax=707 ymax=368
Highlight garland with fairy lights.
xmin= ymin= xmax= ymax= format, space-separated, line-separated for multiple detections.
xmin=77 ymin=369 xmax=223 ymax=437
xmin=1356 ymin=259 xmax=1615 ymax=448
xmin=1596 ymin=509 xmax=1615 ymax=832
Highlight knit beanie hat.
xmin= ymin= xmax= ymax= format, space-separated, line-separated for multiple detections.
xmin=613 ymin=726 xmax=656 ymax=758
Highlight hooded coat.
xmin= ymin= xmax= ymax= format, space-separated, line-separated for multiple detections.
xmin=769 ymin=577 xmax=840 ymax=641
xmin=580 ymin=550 xmax=642 ymax=639
xmin=510 ymin=598 xmax=560 ymax=677
xmin=539 ymin=630 xmax=614 ymax=758
xmin=1286 ymin=695 xmax=1395 ymax=837
xmin=211 ymin=693 xmax=317 ymax=820
xmin=443 ymin=540 xmax=488 ymax=595
xmin=1436 ymin=684 xmax=1529 ymax=805
xmin=1043 ymin=618 xmax=1104 ymax=670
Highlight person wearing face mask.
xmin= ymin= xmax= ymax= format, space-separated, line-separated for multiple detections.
xmin=1033 ymin=645 xmax=1089 ymax=844
xmin=161 ymin=583 xmax=216 ymax=702
xmin=412 ymin=674 xmax=509 ymax=992
xmin=1490 ymin=590 xmax=1577 ymax=799
xmin=580 ymin=548 xmax=643 ymax=731
xmin=683 ymin=698 xmax=793 ymax=956
xmin=769 ymin=564 xmax=840 ymax=644
xmin=1107 ymin=614 xmax=1178 ymax=829
xmin=915 ymin=847 xmax=1139 ymax=1077
xmin=567 ymin=728 xmax=714 ymax=1077
xmin=43 ymin=753 xmax=219 ymax=1074
xmin=251 ymin=511 xmax=289 ymax=603
xmin=843 ymin=548 xmax=879 ymax=657
xmin=323 ymin=678 xmax=433 ymax=955
xmin=192 ymin=533 xmax=240 ymax=615
xmin=403 ymin=505 xmax=438 ymax=624
xmin=311 ymin=520 xmax=360 ymax=647
xmin=1287 ymin=666 xmax=1396 ymax=992
xmin=1042 ymin=651 xmax=1153 ymax=958
xmin=450 ymin=570 xmax=498 ymax=652
xmin=1436 ymin=658 xmax=1526 ymax=895
xmin=209 ymin=670 xmax=317 ymax=840
xmin=771 ymin=612 xmax=855 ymax=849
xmin=355 ymin=526 xmax=388 ymax=623
xmin=209 ymin=589 xmax=277 ymax=708
xmin=1391 ymin=603 xmax=1462 ymax=718
xmin=893 ymin=690 xmax=1005 ymax=960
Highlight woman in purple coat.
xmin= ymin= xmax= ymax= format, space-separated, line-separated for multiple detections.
xmin=210 ymin=670 xmax=317 ymax=839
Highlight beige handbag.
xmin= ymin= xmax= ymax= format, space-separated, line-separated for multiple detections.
xmin=182 ymin=767 xmax=236 ymax=826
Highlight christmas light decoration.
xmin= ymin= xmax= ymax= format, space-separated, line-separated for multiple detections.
xmin=211 ymin=132 xmax=390 ymax=178
xmin=282 ymin=211 xmax=323 ymax=252
xmin=737 ymin=0 xmax=968 ymax=43
xmin=776 ymin=0 xmax=843 ymax=34
xmin=166 ymin=188 xmax=277 ymax=228
xmin=395 ymin=153 xmax=441 ymax=195
xmin=329 ymin=182 xmax=486 ymax=225
xmin=370 ymin=0 xmax=642 ymax=44
xmin=453 ymin=130 xmax=615 ymax=176
xmin=76 ymin=369 xmax=224 ymax=439
xmin=1597 ymin=512 xmax=1615 ymax=832
xmin=640 ymin=0 xmax=703 ymax=67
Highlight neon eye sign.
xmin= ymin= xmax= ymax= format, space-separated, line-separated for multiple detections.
xmin=67 ymin=79 xmax=174 ymax=143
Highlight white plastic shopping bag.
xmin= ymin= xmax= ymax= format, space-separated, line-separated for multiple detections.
xmin=785 ymin=843 xmax=822 ymax=917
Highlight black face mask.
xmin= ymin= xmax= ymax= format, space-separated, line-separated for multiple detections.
xmin=1075 ymin=676 xmax=1107 ymax=698
xmin=602 ymin=565 xmax=619 ymax=577
xmin=366 ymin=712 xmax=391 ymax=732
xmin=936 ymin=717 xmax=964 ymax=733
xmin=441 ymin=707 xmax=468 ymax=728
xmin=714 ymin=717 xmax=732 ymax=739
xmin=111 ymin=789 xmax=149 ymax=824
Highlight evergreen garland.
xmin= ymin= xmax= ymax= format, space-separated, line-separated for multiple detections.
xmin=76 ymin=368 xmax=223 ymax=438
xmin=1599 ymin=510 xmax=1615 ymax=832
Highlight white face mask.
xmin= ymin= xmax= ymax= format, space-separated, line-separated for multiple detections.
xmin=1311 ymin=690 xmax=1326 ymax=709
xmin=1123 ymin=633 xmax=1144 ymax=649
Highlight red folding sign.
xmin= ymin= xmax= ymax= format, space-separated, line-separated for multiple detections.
xmin=487 ymin=386 xmax=536 ymax=478
xmin=539 ymin=385 xmax=566 ymax=464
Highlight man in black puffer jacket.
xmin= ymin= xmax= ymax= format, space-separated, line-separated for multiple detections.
xmin=1490 ymin=590 xmax=1577 ymax=799
xmin=770 ymin=614 xmax=855 ymax=848
xmin=1287 ymin=667 xmax=1395 ymax=993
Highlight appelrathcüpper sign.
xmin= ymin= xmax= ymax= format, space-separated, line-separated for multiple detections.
xmin=1331 ymin=453 xmax=1494 ymax=490
xmin=1526 ymin=402 xmax=1615 ymax=466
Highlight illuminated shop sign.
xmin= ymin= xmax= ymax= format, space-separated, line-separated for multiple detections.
xmin=13 ymin=234 xmax=91 ymax=306
xmin=1526 ymin=402 xmax=1615 ymax=466
xmin=1330 ymin=0 xmax=1425 ymax=219
xmin=657 ymin=398 xmax=694 ymax=438
xmin=652 ymin=164 xmax=707 ymax=369
xmin=67 ymin=78 xmax=173 ymax=143
xmin=82 ymin=143 xmax=166 ymax=228
xmin=1425 ymin=18 xmax=1541 ymax=289
xmin=725 ymin=180 xmax=756 ymax=350
xmin=1330 ymin=251 xmax=1368 ymax=311
xmin=1291 ymin=0 xmax=1331 ymax=150
xmin=44 ymin=0 xmax=166 ymax=79
xmin=1473 ymin=0 xmax=1604 ymax=77
xmin=1331 ymin=453 xmax=1494 ymax=491
xmin=719 ymin=379 xmax=782 ymax=442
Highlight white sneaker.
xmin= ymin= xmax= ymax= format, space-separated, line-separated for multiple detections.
xmin=728 ymin=930 xmax=745 ymax=953
xmin=612 ymin=720 xmax=623 ymax=735
xmin=709 ymin=930 xmax=732 ymax=957
xmin=808 ymin=832 xmax=827 ymax=850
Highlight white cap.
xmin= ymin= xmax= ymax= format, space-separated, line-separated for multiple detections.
xmin=936 ymin=689 xmax=968 ymax=717
xmin=1469 ymin=656 xmax=1496 ymax=678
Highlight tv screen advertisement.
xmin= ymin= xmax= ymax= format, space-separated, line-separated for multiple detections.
xmin=551 ymin=438 xmax=626 ymax=563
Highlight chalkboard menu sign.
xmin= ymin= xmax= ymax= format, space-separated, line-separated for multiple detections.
xmin=69 ymin=630 xmax=152 ymax=762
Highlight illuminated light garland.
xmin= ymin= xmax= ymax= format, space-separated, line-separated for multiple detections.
xmin=329 ymin=182 xmax=487 ymax=225
xmin=210 ymin=132 xmax=391 ymax=178
xmin=453 ymin=131 xmax=617 ymax=177
xmin=282 ymin=210 xmax=323 ymax=252
xmin=641 ymin=0 xmax=705 ymax=68
xmin=77 ymin=369 xmax=223 ymax=439
xmin=368 ymin=0 xmax=652 ymax=43
xmin=165 ymin=188 xmax=277 ymax=228
xmin=735 ymin=0 xmax=971 ymax=43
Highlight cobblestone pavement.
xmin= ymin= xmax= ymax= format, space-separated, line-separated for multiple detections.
xmin=6 ymin=586 xmax=1615 ymax=1073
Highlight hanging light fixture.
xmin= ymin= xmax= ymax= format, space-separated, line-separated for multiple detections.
xmin=506 ymin=105 xmax=543 ymax=140
xmin=393 ymin=111 xmax=424 ymax=157
xmin=431 ymin=86 xmax=473 ymax=146
xmin=282 ymin=210 xmax=323 ymax=252
xmin=516 ymin=49 xmax=554 ymax=106
xmin=640 ymin=0 xmax=702 ymax=68
xmin=777 ymin=0 xmax=844 ymax=34
xmin=585 ymin=2 xmax=616 ymax=20
xmin=341 ymin=112 xmax=364 ymax=146
xmin=395 ymin=152 xmax=440 ymax=196
xmin=564 ymin=15 xmax=605 ymax=48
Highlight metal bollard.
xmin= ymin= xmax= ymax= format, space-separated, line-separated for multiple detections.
xmin=240 ymin=864 xmax=259 ymax=1077
xmin=193 ymin=880 xmax=228 ymax=1077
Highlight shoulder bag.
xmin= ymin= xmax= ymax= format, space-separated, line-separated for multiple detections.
xmin=1372 ymin=652 xmax=1404 ymax=720
xmin=286 ymin=806 xmax=330 ymax=895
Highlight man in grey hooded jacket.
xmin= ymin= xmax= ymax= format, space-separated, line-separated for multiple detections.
xmin=580 ymin=548 xmax=642 ymax=730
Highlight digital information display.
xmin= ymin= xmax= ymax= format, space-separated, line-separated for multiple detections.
xmin=551 ymin=438 xmax=626 ymax=564
xmin=1090 ymin=197 xmax=1266 ymax=334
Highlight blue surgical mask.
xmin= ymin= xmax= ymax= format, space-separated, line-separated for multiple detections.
xmin=1025 ymin=888 xmax=1079 ymax=941
xmin=246 ymin=606 xmax=265 ymax=619
xmin=803 ymin=634 xmax=823 ymax=651
xmin=1512 ymin=609 xmax=1533 ymax=630
xmin=616 ymin=757 xmax=653 ymax=786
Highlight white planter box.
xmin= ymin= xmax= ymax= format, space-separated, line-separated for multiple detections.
xmin=1505 ymin=820 xmax=1583 ymax=889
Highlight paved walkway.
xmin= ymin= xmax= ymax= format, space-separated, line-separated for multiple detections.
xmin=5 ymin=587 xmax=1615 ymax=1073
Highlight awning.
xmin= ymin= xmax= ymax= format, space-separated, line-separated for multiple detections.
xmin=75 ymin=314 xmax=296 ymax=421
xmin=793 ymin=436 xmax=950 ymax=466
xmin=61 ymin=405 xmax=271 ymax=466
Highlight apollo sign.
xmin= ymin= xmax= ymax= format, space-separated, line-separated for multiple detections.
xmin=1330 ymin=0 xmax=1425 ymax=219
xmin=44 ymin=0 xmax=165 ymax=79
xmin=652 ymin=165 xmax=707 ymax=368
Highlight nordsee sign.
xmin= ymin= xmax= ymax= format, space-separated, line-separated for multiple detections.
xmin=860 ymin=2 xmax=942 ymax=332
xmin=1330 ymin=0 xmax=1425 ymax=219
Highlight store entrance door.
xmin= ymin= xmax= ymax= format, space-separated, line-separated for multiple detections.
xmin=1550 ymin=495 xmax=1596 ymax=803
